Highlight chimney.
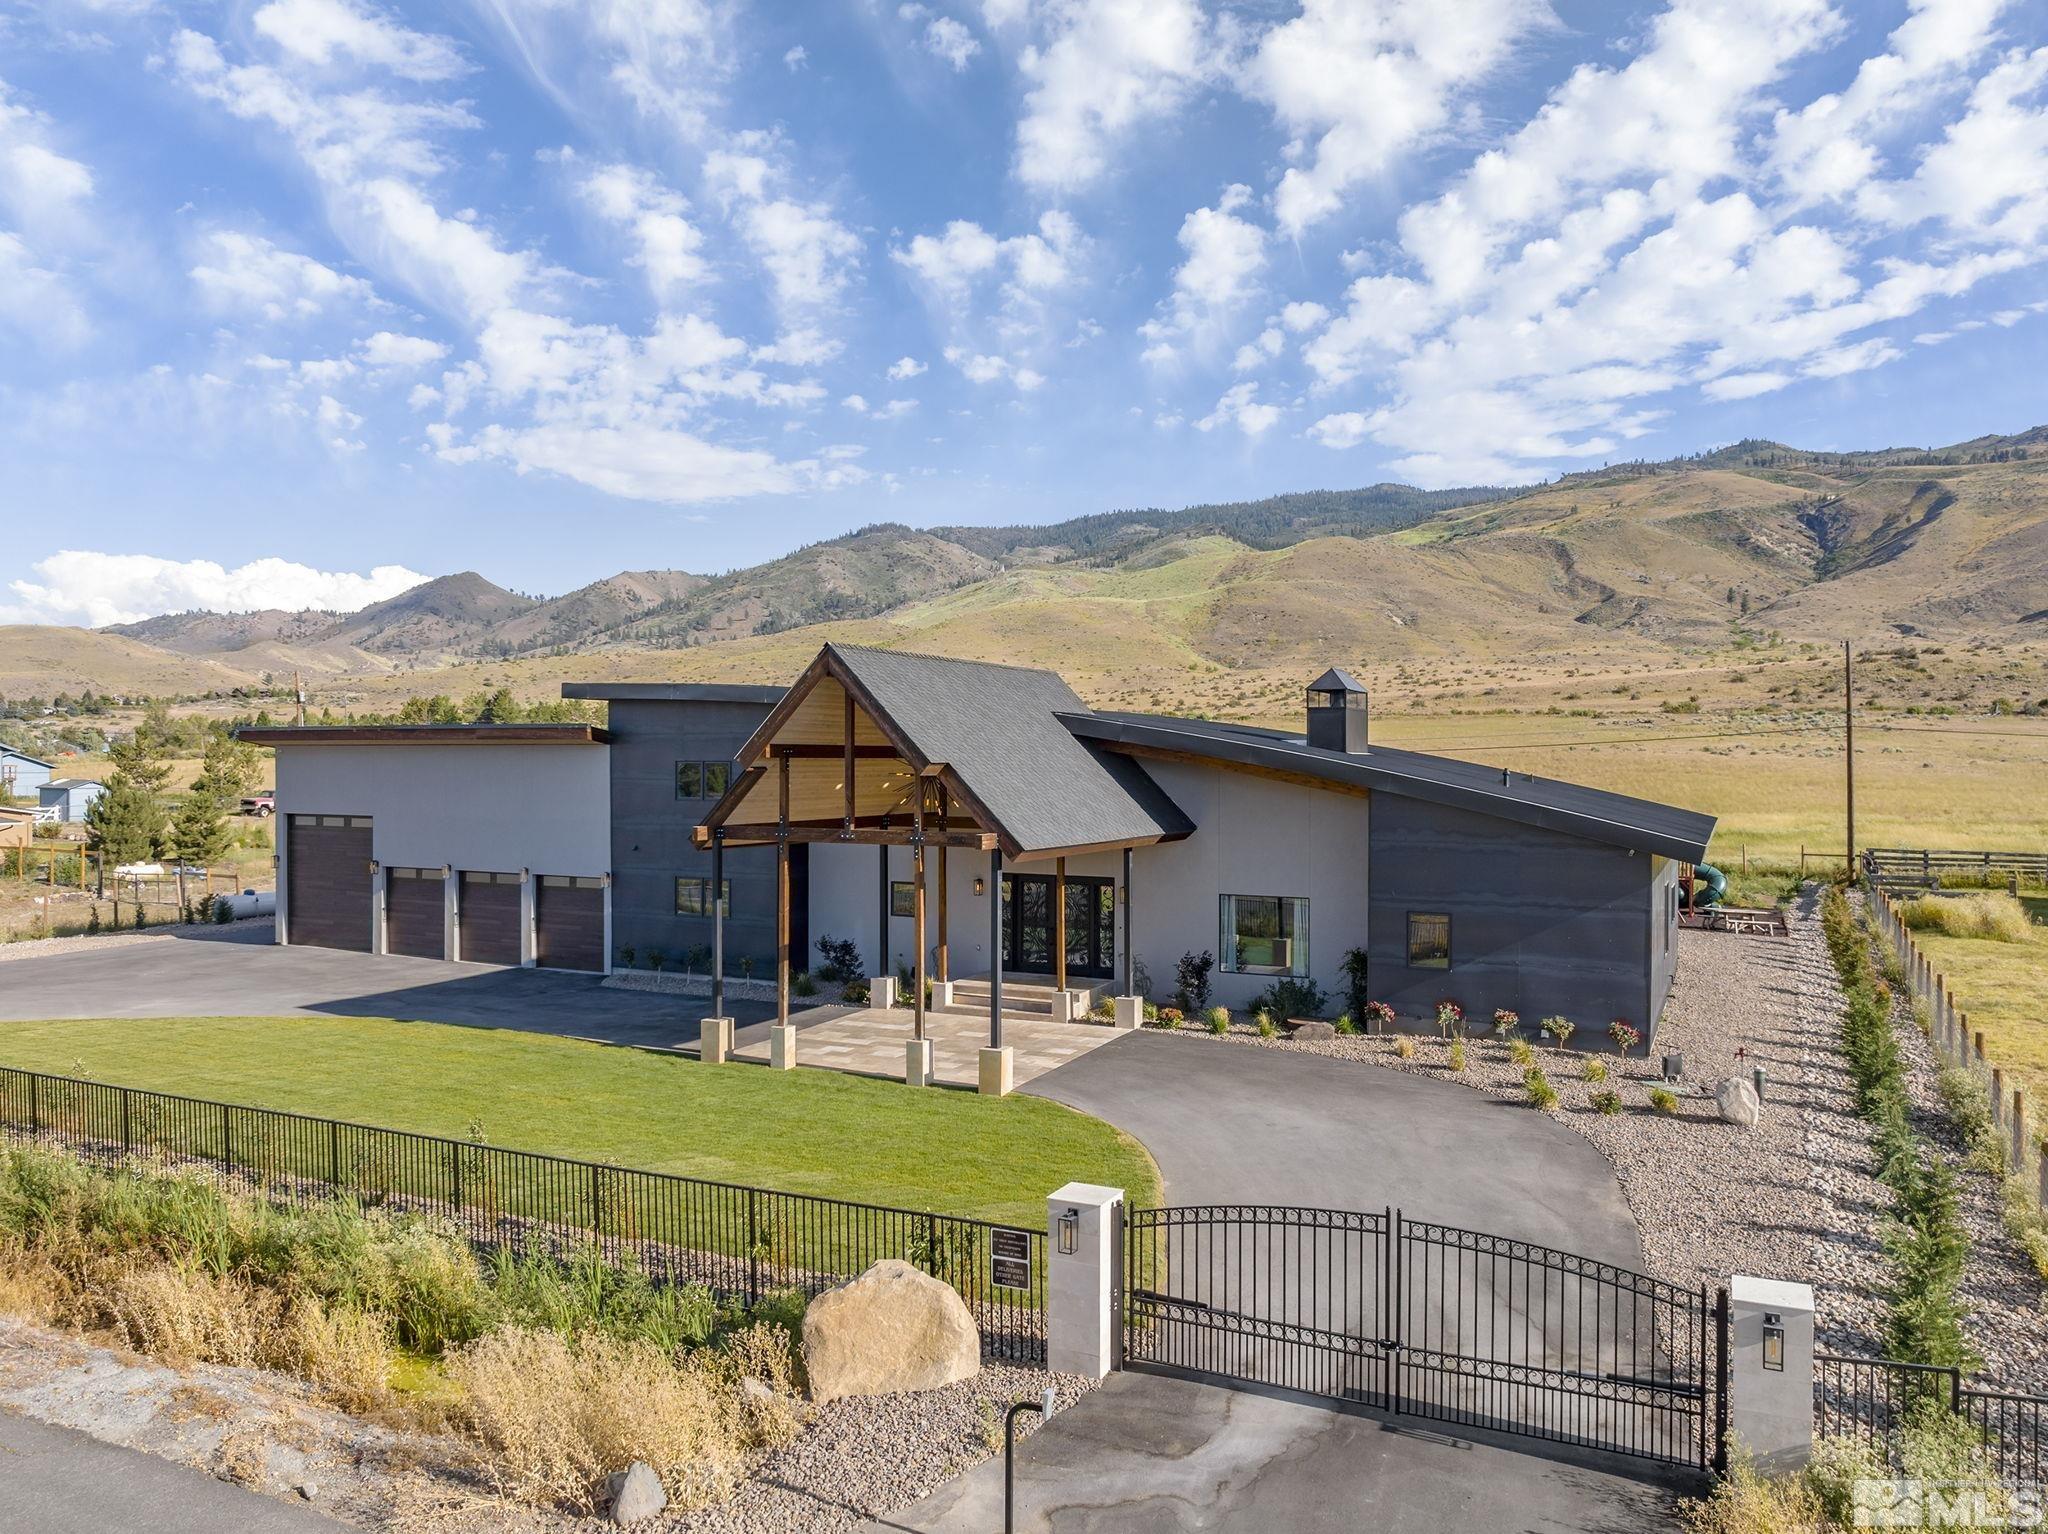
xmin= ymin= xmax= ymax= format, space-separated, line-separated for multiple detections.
xmin=1305 ymin=667 xmax=1369 ymax=753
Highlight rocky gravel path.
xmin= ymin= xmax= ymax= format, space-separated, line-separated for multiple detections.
xmin=0 ymin=915 xmax=271 ymax=964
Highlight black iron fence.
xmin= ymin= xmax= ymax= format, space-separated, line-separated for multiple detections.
xmin=1816 ymin=1354 xmax=2046 ymax=1488
xmin=1123 ymin=1204 xmax=1714 ymax=1468
xmin=0 ymin=1066 xmax=1046 ymax=1362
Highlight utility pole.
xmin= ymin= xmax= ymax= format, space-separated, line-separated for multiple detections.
xmin=1843 ymin=640 xmax=1856 ymax=875
xmin=293 ymin=669 xmax=307 ymax=727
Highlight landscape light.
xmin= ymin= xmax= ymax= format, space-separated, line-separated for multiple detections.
xmin=1762 ymin=1314 xmax=1785 ymax=1372
xmin=1058 ymin=1208 xmax=1079 ymax=1255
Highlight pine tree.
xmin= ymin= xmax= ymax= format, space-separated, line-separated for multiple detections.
xmin=85 ymin=723 xmax=172 ymax=863
xmin=169 ymin=731 xmax=258 ymax=869
xmin=170 ymin=792 xmax=232 ymax=867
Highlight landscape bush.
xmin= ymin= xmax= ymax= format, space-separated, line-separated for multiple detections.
xmin=1332 ymin=1012 xmax=1356 ymax=1036
xmin=813 ymin=935 xmax=863 ymax=984
xmin=1254 ymin=1010 xmax=1277 ymax=1039
xmin=1898 ymin=892 xmax=2032 ymax=943
xmin=1447 ymin=1040 xmax=1466 ymax=1073
xmin=1508 ymin=1038 xmax=1536 ymax=1068
xmin=1649 ymin=1087 xmax=1679 ymax=1115
xmin=1153 ymin=1006 xmax=1183 ymax=1029
xmin=1539 ymin=1015 xmax=1575 ymax=1050
xmin=1204 ymin=1006 xmax=1230 ymax=1036
xmin=1174 ymin=950 xmax=1214 ymax=1014
xmin=1590 ymin=1089 xmax=1622 ymax=1115
xmin=1362 ymin=1000 xmax=1396 ymax=1033
xmin=1434 ymin=1000 xmax=1465 ymax=1038
xmin=1339 ymin=948 xmax=1370 ymax=1028
xmin=1249 ymin=976 xmax=1327 ymax=1021
xmin=1607 ymin=1020 xmax=1641 ymax=1055
xmin=1523 ymin=1067 xmax=1558 ymax=1111
xmin=1394 ymin=1036 xmax=1417 ymax=1060
xmin=1581 ymin=1056 xmax=1608 ymax=1083
xmin=1490 ymin=1009 xmax=1521 ymax=1039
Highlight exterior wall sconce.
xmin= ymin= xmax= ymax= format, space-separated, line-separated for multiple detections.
xmin=1762 ymin=1313 xmax=1785 ymax=1371
xmin=1058 ymin=1208 xmax=1079 ymax=1255
xmin=973 ymin=877 xmax=986 ymax=896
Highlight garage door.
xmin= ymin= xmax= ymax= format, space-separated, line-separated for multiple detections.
xmin=536 ymin=875 xmax=606 ymax=972
xmin=459 ymin=870 xmax=523 ymax=965
xmin=385 ymin=867 xmax=445 ymax=959
xmin=287 ymin=814 xmax=372 ymax=952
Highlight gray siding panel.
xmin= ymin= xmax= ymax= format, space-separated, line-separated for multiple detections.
xmin=607 ymin=698 xmax=791 ymax=974
xmin=1368 ymin=797 xmax=1660 ymax=1045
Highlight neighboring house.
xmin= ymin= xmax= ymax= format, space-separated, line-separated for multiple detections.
xmin=243 ymin=645 xmax=1715 ymax=1042
xmin=0 ymin=747 xmax=53 ymax=802
xmin=0 ymin=804 xmax=33 ymax=851
xmin=38 ymin=779 xmax=105 ymax=824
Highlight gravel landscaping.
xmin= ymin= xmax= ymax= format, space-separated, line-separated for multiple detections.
xmin=1149 ymin=886 xmax=2048 ymax=1392
xmin=0 ymin=914 xmax=271 ymax=964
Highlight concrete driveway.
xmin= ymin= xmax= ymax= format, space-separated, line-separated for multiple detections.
xmin=0 ymin=921 xmax=784 ymax=1051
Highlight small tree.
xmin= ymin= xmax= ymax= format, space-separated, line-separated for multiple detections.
xmin=1174 ymin=950 xmax=1214 ymax=1014
xmin=86 ymin=719 xmax=174 ymax=863
xmin=1339 ymin=947 xmax=1370 ymax=1025
xmin=1435 ymin=999 xmax=1465 ymax=1038
xmin=1539 ymin=1015 xmax=1576 ymax=1051
xmin=1608 ymin=1019 xmax=1642 ymax=1056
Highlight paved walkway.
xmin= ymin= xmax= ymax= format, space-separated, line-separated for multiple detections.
xmin=0 ymin=1409 xmax=342 ymax=1533
xmin=735 ymin=1006 xmax=1124 ymax=1088
xmin=870 ymin=1372 xmax=1685 ymax=1533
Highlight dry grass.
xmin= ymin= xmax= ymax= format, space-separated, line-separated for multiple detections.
xmin=1899 ymin=892 xmax=2034 ymax=942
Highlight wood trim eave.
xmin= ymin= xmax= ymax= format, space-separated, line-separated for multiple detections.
xmin=1005 ymin=831 xmax=1187 ymax=864
xmin=696 ymin=763 xmax=767 ymax=834
xmin=1089 ymin=739 xmax=1371 ymax=801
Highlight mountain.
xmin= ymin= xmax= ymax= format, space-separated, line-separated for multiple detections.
xmin=25 ymin=426 xmax=2047 ymax=701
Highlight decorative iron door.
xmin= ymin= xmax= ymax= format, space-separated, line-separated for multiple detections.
xmin=1002 ymin=874 xmax=1114 ymax=978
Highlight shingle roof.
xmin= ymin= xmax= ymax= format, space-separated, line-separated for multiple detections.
xmin=827 ymin=645 xmax=1193 ymax=855
xmin=1 ymin=748 xmax=51 ymax=767
xmin=1063 ymin=710 xmax=1716 ymax=863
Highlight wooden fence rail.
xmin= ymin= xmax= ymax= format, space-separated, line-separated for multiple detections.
xmin=1865 ymin=847 xmax=2048 ymax=887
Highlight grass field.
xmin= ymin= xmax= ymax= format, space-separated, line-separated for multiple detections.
xmin=1909 ymin=899 xmax=2048 ymax=1122
xmin=0 ymin=1016 xmax=1159 ymax=1225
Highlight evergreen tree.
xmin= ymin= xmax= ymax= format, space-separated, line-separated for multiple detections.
xmin=170 ymin=792 xmax=233 ymax=867
xmin=170 ymin=732 xmax=260 ymax=868
xmin=85 ymin=723 xmax=172 ymax=863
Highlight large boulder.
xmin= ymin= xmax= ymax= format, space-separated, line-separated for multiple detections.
xmin=1714 ymin=1076 xmax=1761 ymax=1128
xmin=801 ymin=1259 xmax=980 ymax=1402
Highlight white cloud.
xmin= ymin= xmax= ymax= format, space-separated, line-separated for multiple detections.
xmin=1280 ymin=301 xmax=1329 ymax=333
xmin=706 ymin=151 xmax=862 ymax=311
xmin=891 ymin=210 xmax=1083 ymax=307
xmin=458 ymin=419 xmax=811 ymax=503
xmin=1012 ymin=0 xmax=1216 ymax=190
xmin=783 ymin=45 xmax=808 ymax=70
xmin=0 ymin=551 xmax=429 ymax=627
xmin=189 ymin=230 xmax=373 ymax=319
xmin=841 ymin=392 xmax=869 ymax=412
xmin=1139 ymin=184 xmax=1266 ymax=363
xmin=922 ymin=16 xmax=982 ymax=70
xmin=891 ymin=218 xmax=1001 ymax=301
xmin=357 ymin=329 xmax=447 ymax=367
xmin=251 ymin=0 xmax=468 ymax=81
xmin=579 ymin=160 xmax=708 ymax=304
xmin=1245 ymin=0 xmax=1549 ymax=238
xmin=944 ymin=345 xmax=1011 ymax=383
xmin=1195 ymin=381 xmax=1281 ymax=436
xmin=0 ymin=229 xmax=88 ymax=348
xmin=887 ymin=355 xmax=927 ymax=380
xmin=1700 ymin=370 xmax=1792 ymax=400
xmin=1308 ymin=411 xmax=1370 ymax=448
xmin=1232 ymin=326 xmax=1283 ymax=371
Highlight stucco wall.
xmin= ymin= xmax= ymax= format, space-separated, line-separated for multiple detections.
xmin=605 ymin=699 xmax=792 ymax=974
xmin=1648 ymin=854 xmax=1680 ymax=1033
xmin=273 ymin=743 xmax=610 ymax=875
xmin=1366 ymin=796 xmax=1659 ymax=1043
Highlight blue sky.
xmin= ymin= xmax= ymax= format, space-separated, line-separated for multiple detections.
xmin=2 ymin=0 xmax=2045 ymax=625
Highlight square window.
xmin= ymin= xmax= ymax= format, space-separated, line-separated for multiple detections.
xmin=1407 ymin=913 xmax=1450 ymax=969
xmin=1219 ymin=894 xmax=1308 ymax=976
xmin=676 ymin=761 xmax=702 ymax=799
xmin=703 ymin=761 xmax=730 ymax=798
xmin=890 ymin=880 xmax=916 ymax=917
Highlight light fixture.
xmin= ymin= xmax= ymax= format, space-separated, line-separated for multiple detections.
xmin=1762 ymin=1313 xmax=1785 ymax=1372
xmin=973 ymin=877 xmax=986 ymax=896
xmin=1057 ymin=1208 xmax=1079 ymax=1255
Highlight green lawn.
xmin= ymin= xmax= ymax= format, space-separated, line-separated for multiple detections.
xmin=1908 ymin=903 xmax=2048 ymax=1134
xmin=0 ymin=1016 xmax=1158 ymax=1226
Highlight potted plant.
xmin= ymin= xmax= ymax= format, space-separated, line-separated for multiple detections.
xmin=1607 ymin=1019 xmax=1641 ymax=1056
xmin=1539 ymin=1014 xmax=1575 ymax=1050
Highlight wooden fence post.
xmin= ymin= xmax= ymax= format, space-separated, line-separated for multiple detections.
xmin=2015 ymin=1089 xmax=2028 ymax=1182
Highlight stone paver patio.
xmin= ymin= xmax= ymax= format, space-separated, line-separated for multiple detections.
xmin=734 ymin=1005 xmax=1127 ymax=1088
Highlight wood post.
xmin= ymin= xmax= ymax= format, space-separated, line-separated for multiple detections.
xmin=877 ymin=843 xmax=889 ymax=977
xmin=990 ymin=849 xmax=1004 ymax=1050
xmin=936 ymin=782 xmax=950 ymax=984
xmin=913 ymin=780 xmax=927 ymax=1042
xmin=777 ymin=753 xmax=790 ymax=1028
xmin=1054 ymin=856 xmax=1068 ymax=991
xmin=711 ymin=832 xmax=725 ymax=1020
xmin=1122 ymin=846 xmax=1135 ymax=997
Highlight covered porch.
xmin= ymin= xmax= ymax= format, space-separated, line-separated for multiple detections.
xmin=691 ymin=643 xmax=1191 ymax=1093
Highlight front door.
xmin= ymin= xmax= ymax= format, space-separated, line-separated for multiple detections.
xmin=1001 ymin=874 xmax=1114 ymax=978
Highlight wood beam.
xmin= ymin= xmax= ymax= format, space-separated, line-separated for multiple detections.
xmin=777 ymin=752 xmax=790 ymax=1027
xmin=1054 ymin=855 xmax=1068 ymax=992
xmin=842 ymin=692 xmax=855 ymax=832
xmin=697 ymin=823 xmax=998 ymax=850
xmin=913 ymin=779 xmax=927 ymax=1042
xmin=936 ymin=782 xmax=949 ymax=985
xmin=773 ymin=743 xmax=904 ymax=759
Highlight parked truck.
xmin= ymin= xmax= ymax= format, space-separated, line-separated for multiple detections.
xmin=241 ymin=789 xmax=275 ymax=818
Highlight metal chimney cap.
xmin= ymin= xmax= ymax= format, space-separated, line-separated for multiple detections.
xmin=1306 ymin=667 xmax=1367 ymax=694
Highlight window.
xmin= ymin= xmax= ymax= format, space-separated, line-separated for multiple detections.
xmin=1407 ymin=913 xmax=1451 ymax=969
xmin=890 ymin=880 xmax=916 ymax=917
xmin=675 ymin=761 xmax=733 ymax=800
xmin=1220 ymin=894 xmax=1309 ymax=976
xmin=675 ymin=877 xmax=732 ymax=916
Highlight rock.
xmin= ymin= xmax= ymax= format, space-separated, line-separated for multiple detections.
xmin=296 ymin=1482 xmax=319 ymax=1502
xmin=801 ymin=1258 xmax=980 ymax=1403
xmin=1285 ymin=1019 xmax=1336 ymax=1040
xmin=1714 ymin=1076 xmax=1761 ymax=1128
xmin=605 ymin=1461 xmax=667 ymax=1524
xmin=739 ymin=1375 xmax=779 ymax=1408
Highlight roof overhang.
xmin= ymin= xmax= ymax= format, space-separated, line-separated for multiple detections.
xmin=1065 ymin=712 xmax=1716 ymax=863
xmin=559 ymin=682 xmax=785 ymax=703
xmin=236 ymin=725 xmax=611 ymax=747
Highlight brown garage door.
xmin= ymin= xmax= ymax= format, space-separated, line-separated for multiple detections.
xmin=287 ymin=814 xmax=372 ymax=952
xmin=459 ymin=870 xmax=523 ymax=966
xmin=385 ymin=867 xmax=445 ymax=959
xmin=536 ymin=875 xmax=605 ymax=972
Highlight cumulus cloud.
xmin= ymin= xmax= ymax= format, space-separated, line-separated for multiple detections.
xmin=1 ymin=552 xmax=429 ymax=628
xmin=1195 ymin=381 xmax=1281 ymax=436
xmin=921 ymin=15 xmax=982 ymax=70
xmin=578 ymin=159 xmax=708 ymax=304
xmin=886 ymin=355 xmax=927 ymax=380
xmin=357 ymin=329 xmax=447 ymax=367
xmin=189 ymin=230 xmax=374 ymax=319
xmin=1139 ymin=184 xmax=1266 ymax=364
xmin=251 ymin=0 xmax=469 ymax=81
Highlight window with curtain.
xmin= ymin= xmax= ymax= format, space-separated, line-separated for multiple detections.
xmin=1220 ymin=894 xmax=1309 ymax=976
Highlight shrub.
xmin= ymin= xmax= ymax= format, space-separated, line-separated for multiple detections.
xmin=1607 ymin=1019 xmax=1641 ymax=1055
xmin=1590 ymin=1089 xmax=1622 ymax=1115
xmin=1434 ymin=999 xmax=1465 ymax=1038
xmin=1174 ymin=950 xmax=1214 ymax=1014
xmin=1508 ymin=1038 xmax=1536 ymax=1068
xmin=211 ymin=896 xmax=233 ymax=925
xmin=1254 ymin=1009 xmax=1277 ymax=1039
xmin=1523 ymin=1067 xmax=1558 ymax=1110
xmin=1490 ymin=1008 xmax=1521 ymax=1039
xmin=1154 ymin=1006 xmax=1183 ymax=1029
xmin=1333 ymin=1012 xmax=1357 ymax=1036
xmin=1539 ymin=1015 xmax=1575 ymax=1050
xmin=1581 ymin=1056 xmax=1608 ymax=1083
xmin=1250 ymin=976 xmax=1327 ymax=1021
xmin=1204 ymin=1006 xmax=1230 ymax=1036
xmin=617 ymin=946 xmax=635 ymax=969
xmin=791 ymin=971 xmax=817 ymax=998
xmin=813 ymin=935 xmax=862 ymax=984
xmin=1447 ymin=1040 xmax=1466 ymax=1073
xmin=1339 ymin=947 xmax=1370 ymax=1024
xmin=1649 ymin=1087 xmax=1679 ymax=1115
xmin=646 ymin=948 xmax=666 ymax=973
xmin=1393 ymin=1036 xmax=1417 ymax=1060
xmin=1362 ymin=1000 xmax=1396 ymax=1033
xmin=1898 ymin=892 xmax=2031 ymax=942
xmin=841 ymin=980 xmax=869 ymax=1005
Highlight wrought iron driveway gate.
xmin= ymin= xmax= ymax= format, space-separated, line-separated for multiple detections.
xmin=1123 ymin=1205 xmax=1720 ymax=1470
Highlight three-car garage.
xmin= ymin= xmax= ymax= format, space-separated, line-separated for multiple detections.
xmin=248 ymin=724 xmax=615 ymax=976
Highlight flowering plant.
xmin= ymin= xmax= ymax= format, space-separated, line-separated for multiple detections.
xmin=1539 ymin=1014 xmax=1576 ymax=1049
xmin=1362 ymin=1000 xmax=1396 ymax=1032
xmin=1435 ymin=999 xmax=1466 ymax=1038
xmin=1608 ymin=1019 xmax=1642 ymax=1055
xmin=1491 ymin=1008 xmax=1522 ymax=1038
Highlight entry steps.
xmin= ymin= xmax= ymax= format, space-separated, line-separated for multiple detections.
xmin=935 ymin=975 xmax=1110 ymax=1022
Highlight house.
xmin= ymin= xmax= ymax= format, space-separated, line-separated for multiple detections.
xmin=38 ymin=779 xmax=105 ymax=824
xmin=0 ymin=747 xmax=52 ymax=802
xmin=0 ymin=804 xmax=33 ymax=851
xmin=244 ymin=644 xmax=1715 ymax=1046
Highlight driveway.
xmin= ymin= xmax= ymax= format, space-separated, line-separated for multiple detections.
xmin=871 ymin=1372 xmax=1684 ymax=1533
xmin=0 ymin=921 xmax=783 ymax=1050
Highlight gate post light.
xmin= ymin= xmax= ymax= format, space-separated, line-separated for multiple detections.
xmin=1058 ymin=1207 xmax=1079 ymax=1255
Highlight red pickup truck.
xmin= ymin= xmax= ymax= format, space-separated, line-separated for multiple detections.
xmin=241 ymin=790 xmax=276 ymax=818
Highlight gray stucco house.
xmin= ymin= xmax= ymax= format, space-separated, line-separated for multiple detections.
xmin=246 ymin=643 xmax=1713 ymax=1046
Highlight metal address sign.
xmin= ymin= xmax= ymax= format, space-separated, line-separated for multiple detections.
xmin=990 ymin=1226 xmax=1032 ymax=1290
